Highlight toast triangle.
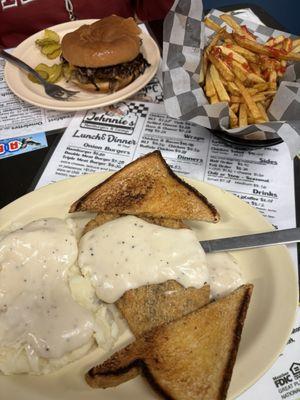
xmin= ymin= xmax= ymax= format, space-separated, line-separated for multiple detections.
xmin=86 ymin=284 xmax=253 ymax=400
xmin=70 ymin=151 xmax=219 ymax=222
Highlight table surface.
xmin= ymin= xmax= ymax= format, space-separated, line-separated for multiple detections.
xmin=1 ymin=4 xmax=299 ymax=270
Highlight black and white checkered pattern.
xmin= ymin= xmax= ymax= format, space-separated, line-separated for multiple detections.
xmin=127 ymin=103 xmax=149 ymax=117
xmin=163 ymin=1 xmax=300 ymax=157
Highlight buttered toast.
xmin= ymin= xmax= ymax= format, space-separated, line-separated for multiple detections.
xmin=70 ymin=151 xmax=219 ymax=223
xmin=86 ymin=284 xmax=253 ymax=400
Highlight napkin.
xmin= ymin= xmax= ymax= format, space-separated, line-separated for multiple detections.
xmin=163 ymin=0 xmax=300 ymax=157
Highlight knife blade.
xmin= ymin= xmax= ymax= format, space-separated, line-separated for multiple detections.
xmin=200 ymin=227 xmax=300 ymax=253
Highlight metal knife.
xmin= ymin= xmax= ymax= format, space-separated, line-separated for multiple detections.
xmin=200 ymin=227 xmax=300 ymax=253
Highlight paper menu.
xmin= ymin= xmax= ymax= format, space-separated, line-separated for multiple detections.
xmin=35 ymin=101 xmax=296 ymax=230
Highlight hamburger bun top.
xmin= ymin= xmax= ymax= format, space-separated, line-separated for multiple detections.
xmin=61 ymin=15 xmax=142 ymax=68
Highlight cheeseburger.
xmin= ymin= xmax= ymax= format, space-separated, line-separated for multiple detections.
xmin=61 ymin=15 xmax=150 ymax=92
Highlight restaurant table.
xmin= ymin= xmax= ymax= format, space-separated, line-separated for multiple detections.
xmin=0 ymin=4 xmax=299 ymax=273
xmin=0 ymin=4 xmax=300 ymax=400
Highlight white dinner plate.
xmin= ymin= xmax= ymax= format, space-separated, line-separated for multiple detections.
xmin=0 ymin=173 xmax=298 ymax=400
xmin=4 ymin=20 xmax=160 ymax=111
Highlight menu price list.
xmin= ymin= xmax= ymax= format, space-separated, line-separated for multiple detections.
xmin=202 ymin=138 xmax=292 ymax=229
xmin=57 ymin=146 xmax=126 ymax=177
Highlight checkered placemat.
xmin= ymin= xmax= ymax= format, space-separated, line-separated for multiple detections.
xmin=163 ymin=0 xmax=300 ymax=157
xmin=127 ymin=103 xmax=149 ymax=117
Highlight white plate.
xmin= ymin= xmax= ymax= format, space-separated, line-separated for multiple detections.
xmin=4 ymin=20 xmax=160 ymax=111
xmin=0 ymin=173 xmax=298 ymax=400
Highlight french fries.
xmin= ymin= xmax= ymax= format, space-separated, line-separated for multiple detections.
xmin=220 ymin=14 xmax=255 ymax=41
xmin=203 ymin=17 xmax=222 ymax=32
xmin=207 ymin=53 xmax=235 ymax=81
xmin=202 ymin=13 xmax=300 ymax=128
xmin=239 ymin=104 xmax=248 ymax=127
xmin=235 ymin=79 xmax=263 ymax=119
xmin=205 ymin=67 xmax=216 ymax=97
xmin=209 ymin=64 xmax=230 ymax=102
xmin=257 ymin=102 xmax=269 ymax=121
xmin=233 ymin=33 xmax=300 ymax=61
xmin=229 ymin=108 xmax=238 ymax=128
xmin=230 ymin=103 xmax=239 ymax=113
xmin=215 ymin=45 xmax=248 ymax=64
xmin=210 ymin=94 xmax=219 ymax=104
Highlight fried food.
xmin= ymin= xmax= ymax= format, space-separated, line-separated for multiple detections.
xmin=203 ymin=13 xmax=300 ymax=128
xmin=116 ymin=282 xmax=210 ymax=336
xmin=209 ymin=64 xmax=230 ymax=102
xmin=239 ymin=103 xmax=248 ymax=127
xmin=235 ymin=79 xmax=262 ymax=120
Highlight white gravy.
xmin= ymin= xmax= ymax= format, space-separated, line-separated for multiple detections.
xmin=206 ymin=252 xmax=243 ymax=298
xmin=0 ymin=218 xmax=94 ymax=359
xmin=78 ymin=216 xmax=210 ymax=303
xmin=0 ymin=215 xmax=244 ymax=362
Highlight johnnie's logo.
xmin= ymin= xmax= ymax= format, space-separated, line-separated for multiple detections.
xmin=80 ymin=109 xmax=137 ymax=136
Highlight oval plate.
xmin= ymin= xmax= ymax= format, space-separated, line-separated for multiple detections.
xmin=0 ymin=173 xmax=298 ymax=400
xmin=4 ymin=20 xmax=160 ymax=111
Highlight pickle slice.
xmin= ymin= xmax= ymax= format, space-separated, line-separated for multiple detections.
xmin=35 ymin=63 xmax=52 ymax=74
xmin=35 ymin=39 xmax=58 ymax=47
xmin=44 ymin=29 xmax=60 ymax=42
xmin=47 ymin=49 xmax=62 ymax=59
xmin=29 ymin=63 xmax=63 ymax=84
xmin=47 ymin=63 xmax=63 ymax=83
xmin=41 ymin=43 xmax=61 ymax=56
xmin=35 ymin=29 xmax=61 ymax=59
xmin=28 ymin=70 xmax=49 ymax=84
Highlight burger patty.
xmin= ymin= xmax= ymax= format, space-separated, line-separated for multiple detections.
xmin=65 ymin=53 xmax=150 ymax=91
